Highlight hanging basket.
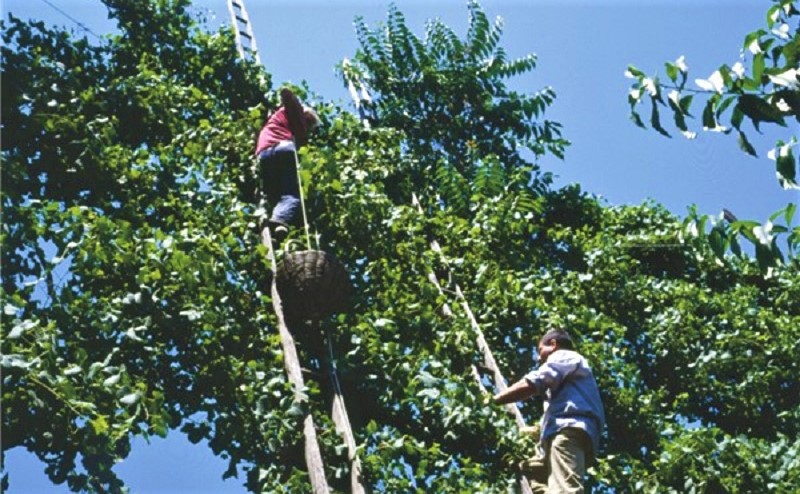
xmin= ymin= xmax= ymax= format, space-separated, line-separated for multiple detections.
xmin=276 ymin=249 xmax=352 ymax=323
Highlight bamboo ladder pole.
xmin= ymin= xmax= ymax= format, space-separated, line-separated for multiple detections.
xmin=324 ymin=327 xmax=366 ymax=494
xmin=411 ymin=195 xmax=528 ymax=431
xmin=344 ymin=65 xmax=533 ymax=493
xmin=263 ymin=154 xmax=367 ymax=493
xmin=411 ymin=195 xmax=534 ymax=494
xmin=261 ymin=226 xmax=330 ymax=494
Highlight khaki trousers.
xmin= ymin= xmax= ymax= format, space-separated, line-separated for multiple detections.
xmin=535 ymin=427 xmax=593 ymax=494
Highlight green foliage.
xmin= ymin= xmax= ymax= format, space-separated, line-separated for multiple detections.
xmin=602 ymin=429 xmax=800 ymax=493
xmin=343 ymin=0 xmax=563 ymax=210
xmin=627 ymin=0 xmax=799 ymax=187
xmin=1 ymin=2 xmax=307 ymax=491
xmin=626 ymin=0 xmax=800 ymax=269
xmin=3 ymin=1 xmax=799 ymax=493
xmin=680 ymin=203 xmax=799 ymax=272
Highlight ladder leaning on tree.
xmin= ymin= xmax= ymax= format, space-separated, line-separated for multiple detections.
xmin=227 ymin=0 xmax=260 ymax=65
xmin=226 ymin=2 xmax=365 ymax=493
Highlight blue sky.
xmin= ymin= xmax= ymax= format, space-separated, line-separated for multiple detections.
xmin=3 ymin=0 xmax=796 ymax=492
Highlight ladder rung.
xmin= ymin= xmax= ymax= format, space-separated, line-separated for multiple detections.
xmin=239 ymin=31 xmax=252 ymax=39
xmin=235 ymin=15 xmax=248 ymax=23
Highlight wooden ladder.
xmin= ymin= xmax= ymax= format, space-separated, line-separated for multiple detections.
xmin=226 ymin=0 xmax=261 ymax=65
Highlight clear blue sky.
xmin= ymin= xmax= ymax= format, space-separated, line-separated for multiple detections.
xmin=3 ymin=0 xmax=796 ymax=492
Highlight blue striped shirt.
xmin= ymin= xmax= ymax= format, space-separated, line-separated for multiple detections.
xmin=524 ymin=349 xmax=605 ymax=454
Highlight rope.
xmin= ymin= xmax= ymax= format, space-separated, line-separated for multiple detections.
xmin=324 ymin=324 xmax=366 ymax=494
xmin=292 ymin=149 xmax=316 ymax=251
xmin=39 ymin=0 xmax=102 ymax=39
xmin=325 ymin=326 xmax=343 ymax=398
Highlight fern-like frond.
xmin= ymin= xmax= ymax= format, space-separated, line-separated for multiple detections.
xmin=473 ymin=154 xmax=506 ymax=199
xmin=467 ymin=0 xmax=492 ymax=60
xmin=434 ymin=160 xmax=470 ymax=213
xmin=497 ymin=53 xmax=537 ymax=78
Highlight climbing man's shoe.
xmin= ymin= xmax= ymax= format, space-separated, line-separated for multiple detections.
xmin=272 ymin=224 xmax=289 ymax=243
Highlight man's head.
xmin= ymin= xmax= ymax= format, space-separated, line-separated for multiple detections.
xmin=537 ymin=328 xmax=574 ymax=363
xmin=303 ymin=106 xmax=320 ymax=130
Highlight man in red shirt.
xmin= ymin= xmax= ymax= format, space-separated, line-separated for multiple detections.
xmin=255 ymin=87 xmax=319 ymax=240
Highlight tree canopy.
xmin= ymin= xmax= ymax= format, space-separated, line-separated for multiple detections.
xmin=2 ymin=1 xmax=798 ymax=492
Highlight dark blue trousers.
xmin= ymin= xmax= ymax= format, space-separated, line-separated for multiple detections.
xmin=257 ymin=141 xmax=300 ymax=226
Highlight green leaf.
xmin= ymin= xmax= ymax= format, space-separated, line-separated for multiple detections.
xmin=673 ymin=108 xmax=688 ymax=132
xmin=770 ymin=205 xmax=789 ymax=222
xmin=730 ymin=234 xmax=742 ymax=257
xmin=626 ymin=65 xmax=645 ymax=78
xmin=667 ymin=93 xmax=688 ymax=130
xmin=755 ymin=243 xmax=777 ymax=271
xmin=702 ymin=98 xmax=717 ymax=129
xmin=738 ymin=94 xmax=787 ymax=128
xmin=766 ymin=5 xmax=780 ymax=28
xmin=417 ymin=388 xmax=441 ymax=400
xmin=679 ymin=95 xmax=694 ymax=116
xmin=708 ymin=227 xmax=726 ymax=259
xmin=776 ymin=148 xmax=797 ymax=185
xmin=8 ymin=319 xmax=37 ymax=339
xmin=90 ymin=415 xmax=109 ymax=435
xmin=120 ymin=393 xmax=140 ymax=406
xmin=665 ymin=62 xmax=678 ymax=83
xmin=753 ymin=53 xmax=765 ymax=82
xmin=651 ymin=98 xmax=671 ymax=137
xmin=630 ymin=110 xmax=646 ymax=129
xmin=737 ymin=131 xmax=758 ymax=157
xmin=731 ymin=220 xmax=762 ymax=243
xmin=731 ymin=106 xmax=745 ymax=130
xmin=743 ymin=30 xmax=761 ymax=52
xmin=785 ymin=203 xmax=796 ymax=225
xmin=742 ymin=77 xmax=761 ymax=92
xmin=716 ymin=96 xmax=735 ymax=119
xmin=103 ymin=374 xmax=121 ymax=387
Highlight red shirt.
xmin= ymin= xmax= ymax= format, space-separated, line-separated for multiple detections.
xmin=255 ymin=107 xmax=293 ymax=155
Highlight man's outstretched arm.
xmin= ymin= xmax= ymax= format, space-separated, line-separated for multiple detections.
xmin=493 ymin=378 xmax=537 ymax=405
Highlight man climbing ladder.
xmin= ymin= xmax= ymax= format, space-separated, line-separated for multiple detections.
xmin=255 ymin=87 xmax=320 ymax=241
xmin=493 ymin=329 xmax=605 ymax=494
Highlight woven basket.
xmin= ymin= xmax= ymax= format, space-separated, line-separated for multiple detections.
xmin=276 ymin=250 xmax=352 ymax=323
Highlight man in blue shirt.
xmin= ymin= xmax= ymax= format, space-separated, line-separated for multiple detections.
xmin=493 ymin=329 xmax=605 ymax=494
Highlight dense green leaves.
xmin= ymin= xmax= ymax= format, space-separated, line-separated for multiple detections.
xmin=344 ymin=1 xmax=564 ymax=203
xmin=3 ymin=1 xmax=799 ymax=493
xmin=1 ymin=2 xmax=309 ymax=491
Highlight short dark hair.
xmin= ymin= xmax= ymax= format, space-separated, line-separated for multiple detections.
xmin=540 ymin=328 xmax=574 ymax=350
